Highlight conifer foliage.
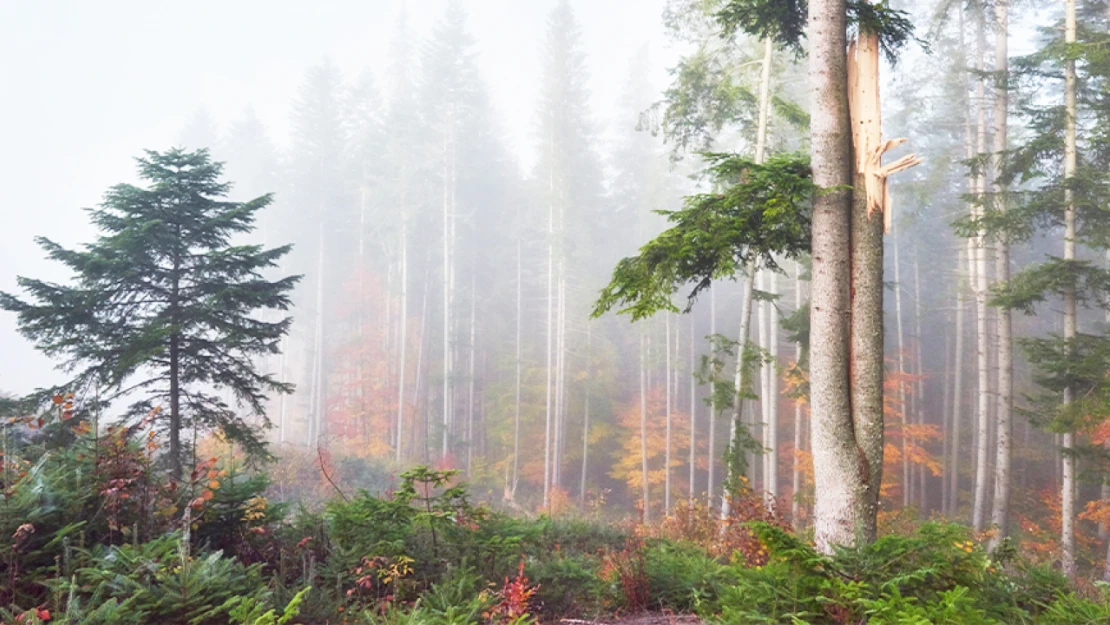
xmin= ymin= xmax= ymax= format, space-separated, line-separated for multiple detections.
xmin=0 ymin=148 xmax=299 ymax=477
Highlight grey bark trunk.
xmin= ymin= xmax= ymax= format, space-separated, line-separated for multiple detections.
xmin=989 ymin=0 xmax=1013 ymax=549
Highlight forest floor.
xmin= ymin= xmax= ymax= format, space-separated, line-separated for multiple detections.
xmin=560 ymin=614 xmax=703 ymax=625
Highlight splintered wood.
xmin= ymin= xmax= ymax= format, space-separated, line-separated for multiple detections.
xmin=847 ymin=31 xmax=922 ymax=233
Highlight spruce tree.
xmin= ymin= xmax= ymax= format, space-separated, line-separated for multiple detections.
xmin=0 ymin=148 xmax=299 ymax=479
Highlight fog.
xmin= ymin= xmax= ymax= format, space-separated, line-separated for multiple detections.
xmin=0 ymin=0 xmax=1095 ymax=525
xmin=0 ymin=0 xmax=676 ymax=394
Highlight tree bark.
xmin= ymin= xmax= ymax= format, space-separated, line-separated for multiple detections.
xmin=722 ymin=269 xmax=757 ymax=520
xmin=666 ymin=313 xmax=673 ymax=515
xmin=640 ymin=332 xmax=651 ymax=522
xmin=971 ymin=13 xmax=993 ymax=533
xmin=894 ymin=224 xmax=910 ymax=507
xmin=707 ymin=288 xmax=717 ymax=505
xmin=809 ymin=0 xmax=863 ymax=552
xmin=989 ymin=0 xmax=1013 ymax=549
xmin=690 ymin=311 xmax=697 ymax=504
xmin=1062 ymin=0 xmax=1078 ymax=578
xmin=949 ymin=250 xmax=966 ymax=516
xmin=792 ymin=261 xmax=804 ymax=528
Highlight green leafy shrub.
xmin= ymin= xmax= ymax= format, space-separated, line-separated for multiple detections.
xmin=641 ymin=540 xmax=729 ymax=613
xmin=48 ymin=532 xmax=270 ymax=625
xmin=526 ymin=553 xmax=608 ymax=618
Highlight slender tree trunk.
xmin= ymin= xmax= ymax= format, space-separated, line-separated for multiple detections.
xmin=792 ymin=261 xmax=804 ymax=527
xmin=767 ymin=269 xmax=780 ymax=500
xmin=665 ymin=313 xmax=673 ymax=515
xmin=894 ymin=225 xmax=910 ymax=507
xmin=544 ymin=161 xmax=555 ymax=508
xmin=580 ymin=322 xmax=592 ymax=502
xmin=971 ymin=15 xmax=993 ymax=533
xmin=989 ymin=0 xmax=1013 ymax=549
xmin=1062 ymin=0 xmax=1078 ymax=578
xmin=640 ymin=332 xmax=650 ymax=523
xmin=690 ymin=311 xmax=697 ymax=504
xmin=396 ymin=201 xmax=408 ymax=463
xmin=722 ymin=269 xmax=758 ymax=520
xmin=512 ymin=240 xmax=522 ymax=498
xmin=466 ymin=284 xmax=476 ymax=477
xmin=708 ymin=288 xmax=717 ymax=505
xmin=413 ymin=254 xmax=431 ymax=462
xmin=442 ymin=125 xmax=456 ymax=461
xmin=942 ymin=317 xmax=952 ymax=515
xmin=913 ymin=246 xmax=926 ymax=511
xmin=759 ymin=270 xmax=771 ymax=495
xmin=949 ymin=250 xmax=966 ymax=516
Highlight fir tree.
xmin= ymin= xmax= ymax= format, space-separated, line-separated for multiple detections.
xmin=0 ymin=148 xmax=300 ymax=478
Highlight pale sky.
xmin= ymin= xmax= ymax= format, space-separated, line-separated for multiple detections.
xmin=0 ymin=0 xmax=680 ymax=395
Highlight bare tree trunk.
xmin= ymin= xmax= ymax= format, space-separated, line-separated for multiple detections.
xmin=544 ymin=160 xmax=555 ymax=508
xmin=466 ymin=283 xmax=476 ymax=477
xmin=1062 ymin=0 xmax=1078 ymax=578
xmin=413 ymin=255 xmax=431 ymax=462
xmin=666 ymin=313 xmax=673 ymax=515
xmin=396 ymin=201 xmax=408 ymax=463
xmin=894 ymin=224 xmax=910 ymax=508
xmin=792 ymin=261 xmax=804 ymax=528
xmin=640 ymin=332 xmax=650 ymax=523
xmin=722 ymin=269 xmax=758 ymax=520
xmin=989 ymin=0 xmax=1013 ymax=549
xmin=759 ymin=269 xmax=771 ymax=495
xmin=913 ymin=245 xmax=926 ymax=511
xmin=708 ymin=288 xmax=717 ymax=505
xmin=580 ymin=322 xmax=592 ymax=503
xmin=949 ymin=249 xmax=966 ymax=516
xmin=971 ymin=15 xmax=993 ymax=533
xmin=767 ymin=269 xmax=780 ymax=500
xmin=809 ymin=0 xmax=859 ymax=552
xmin=942 ymin=314 xmax=952 ymax=515
xmin=512 ymin=240 xmax=522 ymax=498
xmin=690 ymin=311 xmax=697 ymax=504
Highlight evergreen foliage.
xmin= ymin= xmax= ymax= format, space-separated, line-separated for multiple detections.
xmin=593 ymin=152 xmax=813 ymax=321
xmin=0 ymin=148 xmax=299 ymax=473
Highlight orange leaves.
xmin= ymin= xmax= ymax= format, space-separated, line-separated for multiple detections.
xmin=610 ymin=386 xmax=692 ymax=495
xmin=1080 ymin=499 xmax=1110 ymax=525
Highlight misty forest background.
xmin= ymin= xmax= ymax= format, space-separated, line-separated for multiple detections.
xmin=8 ymin=0 xmax=1110 ymax=597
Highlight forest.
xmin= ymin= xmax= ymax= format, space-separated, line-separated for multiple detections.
xmin=4 ymin=0 xmax=1110 ymax=622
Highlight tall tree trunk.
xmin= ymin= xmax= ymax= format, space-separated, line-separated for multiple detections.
xmin=722 ymin=269 xmax=758 ymax=520
xmin=894 ymin=225 xmax=910 ymax=507
xmin=949 ymin=253 xmax=966 ymax=516
xmin=792 ymin=261 xmax=804 ymax=528
xmin=1062 ymin=0 xmax=1078 ymax=578
xmin=442 ymin=126 xmax=456 ymax=461
xmin=690 ymin=311 xmax=697 ymax=504
xmin=580 ymin=322 xmax=592 ymax=503
xmin=759 ymin=269 xmax=771 ymax=495
xmin=989 ymin=0 xmax=1013 ymax=549
xmin=810 ymin=2 xmax=897 ymax=550
xmin=466 ymin=283 xmax=476 ymax=477
xmin=708 ymin=288 xmax=717 ymax=505
xmin=768 ymin=269 xmax=780 ymax=501
xmin=512 ymin=240 xmax=522 ymax=498
xmin=544 ymin=157 xmax=555 ymax=508
xmin=413 ymin=254 xmax=431 ymax=462
xmin=665 ymin=313 xmax=673 ymax=515
xmin=913 ymin=245 xmax=926 ymax=511
xmin=971 ymin=14 xmax=993 ymax=533
xmin=640 ymin=332 xmax=650 ymax=522
xmin=396 ymin=199 xmax=408 ymax=463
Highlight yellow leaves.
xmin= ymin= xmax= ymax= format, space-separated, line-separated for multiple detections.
xmin=207 ymin=480 xmax=220 ymax=490
xmin=1079 ymin=499 xmax=1110 ymax=525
